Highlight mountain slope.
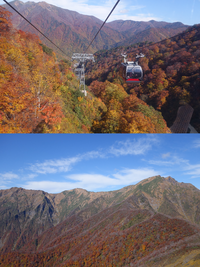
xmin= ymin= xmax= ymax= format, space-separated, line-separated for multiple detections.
xmin=86 ymin=24 xmax=200 ymax=132
xmin=0 ymin=188 xmax=200 ymax=266
xmin=0 ymin=6 xmax=106 ymax=133
xmin=3 ymin=0 xmax=126 ymax=55
xmin=111 ymin=27 xmax=188 ymax=48
xmin=2 ymin=1 xmax=188 ymax=56
xmin=18 ymin=201 xmax=199 ymax=266
xmin=0 ymin=5 xmax=170 ymax=134
xmin=107 ymin=20 xmax=188 ymax=47
xmin=1 ymin=175 xmax=200 ymax=257
xmin=107 ymin=20 xmax=187 ymax=34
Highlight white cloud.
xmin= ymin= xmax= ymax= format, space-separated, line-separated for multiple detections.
xmin=23 ymin=167 xmax=159 ymax=193
xmin=161 ymin=152 xmax=170 ymax=159
xmin=113 ymin=168 xmax=159 ymax=183
xmin=40 ymin=0 xmax=124 ymax=21
xmin=67 ymin=173 xmax=119 ymax=188
xmin=23 ymin=181 xmax=71 ymax=193
xmin=28 ymin=150 xmax=105 ymax=175
xmin=28 ymin=136 xmax=157 ymax=176
xmin=0 ymin=172 xmax=19 ymax=180
xmin=84 ymin=150 xmax=106 ymax=160
xmin=22 ymin=137 xmax=159 ymax=183
xmin=148 ymin=159 xmax=173 ymax=166
xmin=109 ymin=136 xmax=159 ymax=156
xmin=184 ymin=163 xmax=200 ymax=178
xmin=147 ymin=153 xmax=200 ymax=179
xmin=1 ymin=136 xmax=160 ymax=192
xmin=0 ymin=0 xmax=159 ymax=22
xmin=0 ymin=172 xmax=39 ymax=188
xmin=193 ymin=140 xmax=200 ymax=148
xmin=26 ymin=173 xmax=38 ymax=179
xmin=148 ymin=155 xmax=188 ymax=166
xmin=0 ymin=172 xmax=19 ymax=188
xmin=110 ymin=13 xmax=161 ymax=22
xmin=0 ymin=185 xmax=8 ymax=189
xmin=29 ymin=157 xmax=81 ymax=174
xmin=119 ymin=9 xmax=129 ymax=14
xmin=19 ymin=173 xmax=38 ymax=180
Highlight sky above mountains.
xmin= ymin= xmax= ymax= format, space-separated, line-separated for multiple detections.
xmin=1 ymin=134 xmax=200 ymax=193
xmin=1 ymin=0 xmax=200 ymax=25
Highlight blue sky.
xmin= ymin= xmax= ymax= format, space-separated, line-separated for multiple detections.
xmin=1 ymin=0 xmax=200 ymax=25
xmin=0 ymin=134 xmax=200 ymax=194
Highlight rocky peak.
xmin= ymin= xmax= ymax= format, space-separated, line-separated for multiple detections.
xmin=165 ymin=176 xmax=177 ymax=184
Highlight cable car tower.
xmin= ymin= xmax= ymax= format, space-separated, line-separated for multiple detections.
xmin=71 ymin=53 xmax=95 ymax=96
xmin=71 ymin=0 xmax=120 ymax=96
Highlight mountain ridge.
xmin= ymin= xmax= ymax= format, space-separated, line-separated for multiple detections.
xmin=1 ymin=175 xmax=200 ymax=266
xmin=2 ymin=0 xmax=189 ymax=56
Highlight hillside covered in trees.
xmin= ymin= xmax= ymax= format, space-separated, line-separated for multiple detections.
xmin=3 ymin=1 xmax=188 ymax=56
xmin=86 ymin=24 xmax=200 ymax=132
xmin=0 ymin=6 xmax=107 ymax=133
xmin=0 ymin=6 xmax=170 ymax=133
xmin=1 ymin=176 xmax=200 ymax=266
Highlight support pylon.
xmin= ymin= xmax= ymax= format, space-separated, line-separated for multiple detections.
xmin=71 ymin=53 xmax=95 ymax=96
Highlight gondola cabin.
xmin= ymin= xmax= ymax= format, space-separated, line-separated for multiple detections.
xmin=120 ymin=53 xmax=145 ymax=84
xmin=120 ymin=63 xmax=143 ymax=83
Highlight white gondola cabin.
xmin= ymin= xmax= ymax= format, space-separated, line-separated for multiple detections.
xmin=120 ymin=53 xmax=145 ymax=84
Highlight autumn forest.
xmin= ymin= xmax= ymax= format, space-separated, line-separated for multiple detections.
xmin=1 ymin=4 xmax=200 ymax=133
xmin=86 ymin=25 xmax=200 ymax=132
xmin=0 ymin=6 xmax=104 ymax=133
xmin=1 ymin=176 xmax=200 ymax=266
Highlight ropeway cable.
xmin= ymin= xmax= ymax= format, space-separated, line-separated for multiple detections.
xmin=84 ymin=0 xmax=120 ymax=53
xmin=3 ymin=0 xmax=69 ymax=57
xmin=3 ymin=0 xmax=196 ymax=59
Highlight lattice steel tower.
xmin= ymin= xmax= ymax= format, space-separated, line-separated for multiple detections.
xmin=71 ymin=53 xmax=95 ymax=96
